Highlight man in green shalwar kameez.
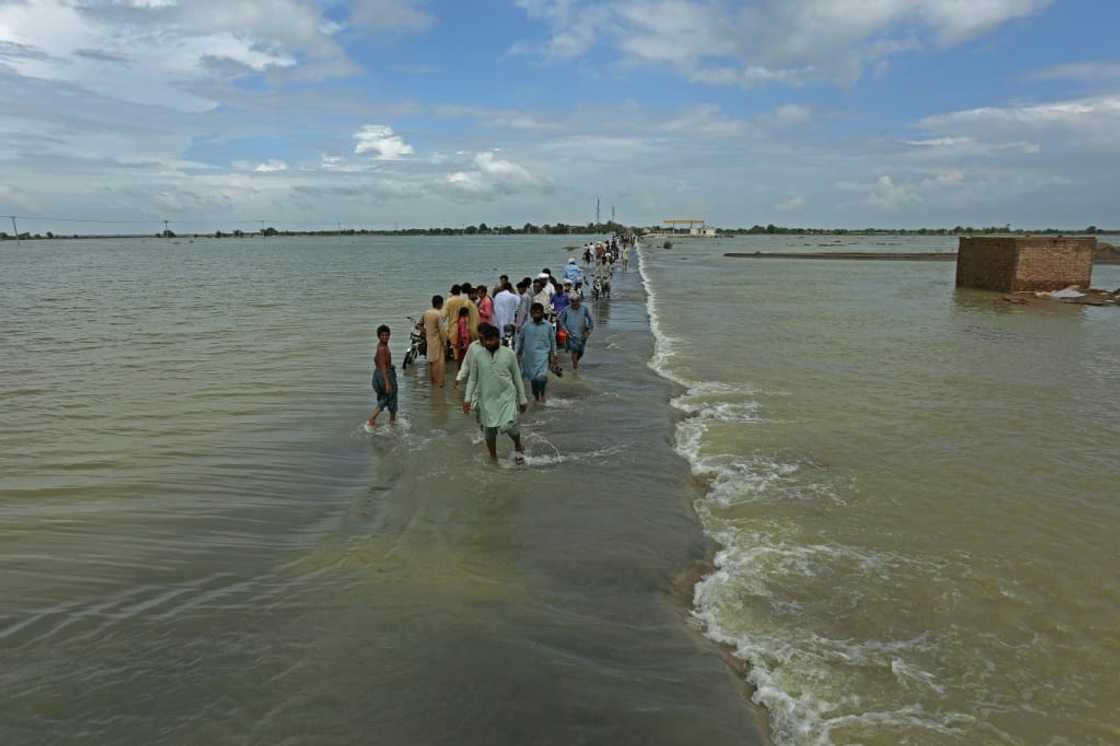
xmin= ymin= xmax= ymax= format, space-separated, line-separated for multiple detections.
xmin=463 ymin=325 xmax=528 ymax=464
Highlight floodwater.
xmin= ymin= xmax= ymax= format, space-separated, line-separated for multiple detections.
xmin=1 ymin=236 xmax=765 ymax=745
xmin=4 ymin=233 xmax=1119 ymax=745
xmin=639 ymin=235 xmax=1120 ymax=745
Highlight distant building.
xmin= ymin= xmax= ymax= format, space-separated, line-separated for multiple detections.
xmin=645 ymin=219 xmax=717 ymax=238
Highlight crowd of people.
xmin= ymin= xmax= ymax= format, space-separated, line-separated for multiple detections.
xmin=365 ymin=235 xmax=637 ymax=464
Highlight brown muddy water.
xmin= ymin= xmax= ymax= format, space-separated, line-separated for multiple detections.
xmin=1 ymin=236 xmax=767 ymax=745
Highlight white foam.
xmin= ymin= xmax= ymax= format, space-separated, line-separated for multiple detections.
xmin=638 ymin=244 xmax=974 ymax=746
xmin=635 ymin=245 xmax=693 ymax=388
xmin=1040 ymin=286 xmax=1086 ymax=299
xmin=672 ymin=395 xmax=762 ymax=423
xmin=638 ymin=245 xmax=848 ymax=743
xmin=693 ymin=570 xmax=968 ymax=744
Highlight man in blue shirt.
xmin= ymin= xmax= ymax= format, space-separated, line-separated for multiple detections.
xmin=564 ymin=257 xmax=583 ymax=289
xmin=552 ymin=282 xmax=571 ymax=317
xmin=558 ymin=293 xmax=594 ymax=370
xmin=517 ymin=302 xmax=557 ymax=403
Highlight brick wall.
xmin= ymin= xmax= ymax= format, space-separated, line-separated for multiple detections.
xmin=1014 ymin=240 xmax=1095 ymax=291
xmin=956 ymin=237 xmax=1095 ymax=292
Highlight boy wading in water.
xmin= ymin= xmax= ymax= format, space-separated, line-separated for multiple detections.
xmin=463 ymin=325 xmax=528 ymax=464
xmin=366 ymin=324 xmax=397 ymax=429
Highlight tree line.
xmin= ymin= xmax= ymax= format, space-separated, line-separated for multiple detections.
xmin=1 ymin=222 xmax=1113 ymax=240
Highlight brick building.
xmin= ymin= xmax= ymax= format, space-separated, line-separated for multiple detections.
xmin=956 ymin=236 xmax=1096 ymax=292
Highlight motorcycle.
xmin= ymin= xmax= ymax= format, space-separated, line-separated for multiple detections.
xmin=401 ymin=316 xmax=427 ymax=369
xmin=591 ymin=276 xmax=611 ymax=301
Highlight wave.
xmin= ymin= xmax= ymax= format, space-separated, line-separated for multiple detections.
xmin=636 ymin=245 xmax=889 ymax=745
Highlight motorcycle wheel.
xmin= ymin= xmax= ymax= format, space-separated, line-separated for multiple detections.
xmin=403 ymin=349 xmax=416 ymax=369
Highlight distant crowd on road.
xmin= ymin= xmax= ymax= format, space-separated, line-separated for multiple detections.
xmin=366 ymin=234 xmax=637 ymax=464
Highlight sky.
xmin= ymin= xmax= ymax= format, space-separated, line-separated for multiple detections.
xmin=1 ymin=0 xmax=1118 ymax=232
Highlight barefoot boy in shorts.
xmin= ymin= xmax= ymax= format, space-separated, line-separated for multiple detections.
xmin=367 ymin=324 xmax=397 ymax=428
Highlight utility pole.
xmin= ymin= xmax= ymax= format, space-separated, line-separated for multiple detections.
xmin=9 ymin=216 xmax=19 ymax=244
xmin=162 ymin=219 xmax=170 ymax=236
xmin=595 ymin=196 xmax=600 ymax=225
xmin=611 ymin=204 xmax=615 ymax=223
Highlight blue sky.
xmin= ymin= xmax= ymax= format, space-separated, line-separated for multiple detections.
xmin=1 ymin=0 xmax=1118 ymax=232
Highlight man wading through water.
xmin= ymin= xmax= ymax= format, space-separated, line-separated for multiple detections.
xmin=558 ymin=293 xmax=594 ymax=371
xmin=463 ymin=325 xmax=527 ymax=464
xmin=518 ymin=302 xmax=557 ymax=404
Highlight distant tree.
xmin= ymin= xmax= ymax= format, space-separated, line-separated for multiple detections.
xmin=523 ymin=222 xmax=538 ymax=234
xmin=465 ymin=225 xmax=478 ymax=235
xmin=161 ymin=229 xmax=176 ymax=238
xmin=1086 ymin=225 xmax=1098 ymax=234
xmin=214 ymin=230 xmax=224 ymax=238
xmin=261 ymin=226 xmax=279 ymax=236
xmin=46 ymin=231 xmax=54 ymax=239
xmin=477 ymin=223 xmax=489 ymax=233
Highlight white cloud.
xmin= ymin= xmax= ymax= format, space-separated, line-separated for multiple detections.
xmin=446 ymin=170 xmax=488 ymax=193
xmin=254 ymin=159 xmax=288 ymax=173
xmin=917 ymin=95 xmax=1120 ymax=150
xmin=836 ymin=170 xmax=966 ymax=210
xmin=434 ymin=105 xmax=559 ymax=130
xmin=769 ymin=104 xmax=812 ymax=126
xmin=354 ymin=125 xmax=415 ymax=159
xmin=514 ymin=0 xmax=1052 ymax=87
xmin=660 ymin=103 xmax=809 ymax=137
xmin=661 ymin=105 xmax=755 ymax=136
xmin=0 ymin=0 xmax=434 ymax=111
xmin=232 ymin=159 xmax=288 ymax=172
xmin=837 ymin=175 xmax=920 ymax=209
xmin=442 ymin=151 xmax=544 ymax=200
xmin=903 ymin=136 xmax=1040 ymax=156
xmin=474 ymin=151 xmax=534 ymax=182
xmin=1031 ymin=61 xmax=1120 ymax=80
